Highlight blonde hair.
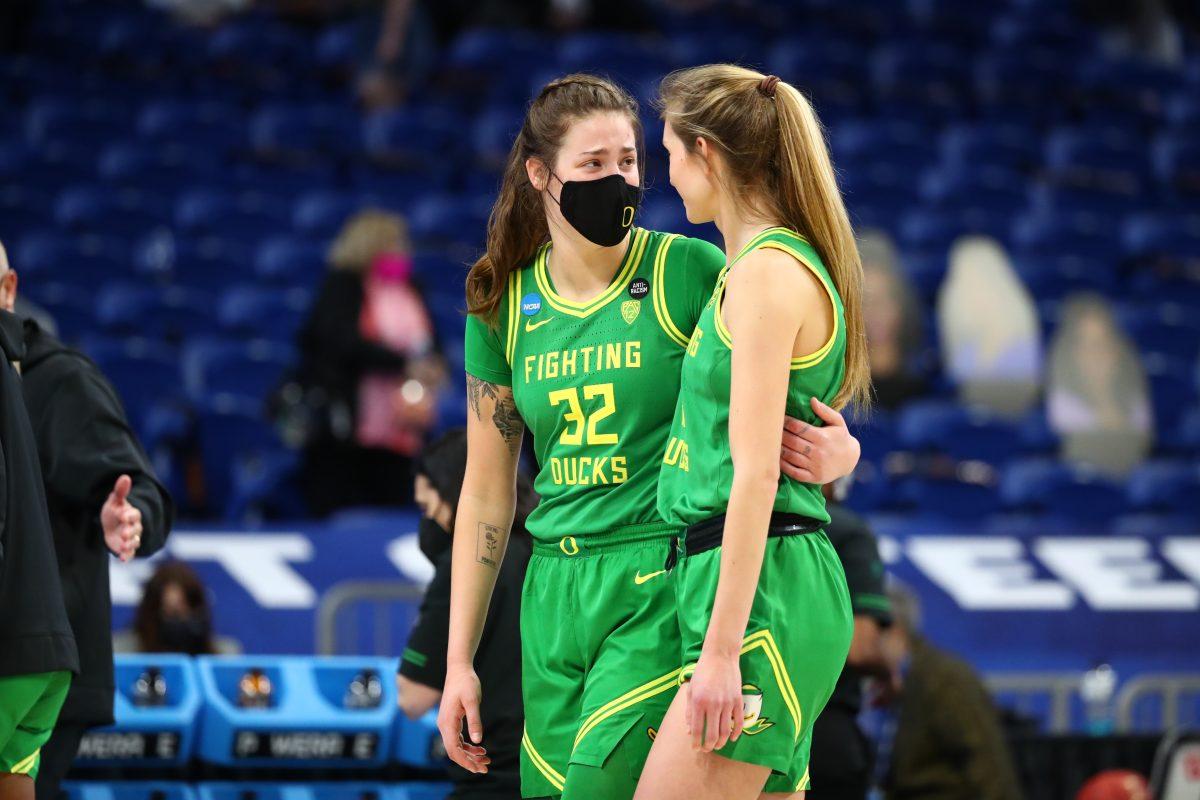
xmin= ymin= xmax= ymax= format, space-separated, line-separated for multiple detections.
xmin=466 ymin=74 xmax=643 ymax=320
xmin=328 ymin=210 xmax=410 ymax=274
xmin=658 ymin=64 xmax=870 ymax=412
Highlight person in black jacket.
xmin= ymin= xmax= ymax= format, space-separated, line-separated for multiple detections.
xmin=0 ymin=305 xmax=79 ymax=800
xmin=397 ymin=428 xmax=533 ymax=800
xmin=0 ymin=248 xmax=174 ymax=800
xmin=293 ymin=209 xmax=443 ymax=516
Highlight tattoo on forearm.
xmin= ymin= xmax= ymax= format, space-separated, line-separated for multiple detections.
xmin=476 ymin=522 xmax=503 ymax=569
xmin=466 ymin=375 xmax=525 ymax=454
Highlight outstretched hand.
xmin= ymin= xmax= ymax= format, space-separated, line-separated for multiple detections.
xmin=101 ymin=474 xmax=142 ymax=562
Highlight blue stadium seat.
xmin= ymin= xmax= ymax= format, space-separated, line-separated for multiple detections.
xmin=1154 ymin=133 xmax=1200 ymax=197
xmin=183 ymin=338 xmax=295 ymax=404
xmin=97 ymin=142 xmax=216 ymax=192
xmin=972 ymin=50 xmax=1075 ymax=125
xmin=176 ymin=188 xmax=290 ymax=244
xmin=896 ymin=475 xmax=1001 ymax=517
xmin=1127 ymin=460 xmax=1200 ymax=516
xmin=55 ymin=184 xmax=174 ymax=239
xmin=78 ymin=337 xmax=182 ymax=431
xmin=15 ymin=230 xmax=135 ymax=286
xmin=195 ymin=393 xmax=282 ymax=519
xmin=250 ymin=104 xmax=361 ymax=159
xmin=1143 ymin=356 xmax=1195 ymax=431
xmin=411 ymin=251 xmax=470 ymax=296
xmin=556 ymin=32 xmax=672 ymax=85
xmin=1122 ymin=214 xmax=1200 ymax=264
xmin=1173 ymin=407 xmax=1200 ymax=455
xmin=314 ymin=22 xmax=361 ymax=74
xmin=897 ymin=400 xmax=1022 ymax=464
xmin=445 ymin=28 xmax=547 ymax=73
xmin=407 ymin=195 xmax=490 ymax=249
xmin=1109 ymin=513 xmax=1197 ymax=540
xmin=919 ymin=165 xmax=1027 ymax=216
xmin=1044 ymin=126 xmax=1151 ymax=191
xmin=291 ymin=191 xmax=363 ymax=241
xmin=831 ymin=119 xmax=937 ymax=171
xmin=871 ymin=43 xmax=969 ymax=114
xmin=205 ymin=20 xmax=307 ymax=72
xmin=472 ymin=107 xmax=525 ymax=170
xmin=97 ymin=285 xmax=215 ymax=341
xmin=363 ymin=110 xmax=458 ymax=169
xmin=18 ymin=281 xmax=95 ymax=342
xmin=218 ymin=285 xmax=311 ymax=342
xmin=1001 ymin=459 xmax=1128 ymax=521
xmin=131 ymin=232 xmax=252 ymax=291
xmin=25 ymin=99 xmax=129 ymax=146
xmin=255 ymin=236 xmax=328 ymax=288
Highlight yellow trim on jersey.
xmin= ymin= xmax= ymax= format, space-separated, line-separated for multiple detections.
xmin=572 ymin=667 xmax=683 ymax=752
xmin=10 ymin=749 xmax=39 ymax=775
xmin=534 ymin=228 xmax=648 ymax=318
xmin=797 ymin=766 xmax=811 ymax=791
xmin=679 ymin=629 xmax=802 ymax=742
xmin=651 ymin=234 xmax=691 ymax=348
xmin=710 ymin=233 xmax=838 ymax=372
xmin=503 ymin=271 xmax=517 ymax=366
xmin=758 ymin=241 xmax=841 ymax=370
xmin=509 ymin=269 xmax=525 ymax=365
xmin=522 ymin=728 xmax=566 ymax=791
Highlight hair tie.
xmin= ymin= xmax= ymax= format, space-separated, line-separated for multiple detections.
xmin=757 ymin=75 xmax=780 ymax=99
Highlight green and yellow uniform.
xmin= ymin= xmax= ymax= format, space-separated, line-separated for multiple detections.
xmin=0 ymin=670 xmax=71 ymax=780
xmin=465 ymin=227 xmax=725 ymax=798
xmin=658 ymin=227 xmax=854 ymax=794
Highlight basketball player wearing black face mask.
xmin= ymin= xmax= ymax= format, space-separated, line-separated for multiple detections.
xmin=399 ymin=429 xmax=536 ymax=800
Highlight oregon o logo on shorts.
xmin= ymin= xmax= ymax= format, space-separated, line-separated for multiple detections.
xmin=559 ymin=536 xmax=580 ymax=556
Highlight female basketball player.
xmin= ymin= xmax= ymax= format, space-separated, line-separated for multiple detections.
xmin=637 ymin=67 xmax=871 ymax=800
xmin=437 ymin=74 xmax=862 ymax=800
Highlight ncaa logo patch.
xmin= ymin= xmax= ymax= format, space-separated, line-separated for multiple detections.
xmin=521 ymin=293 xmax=542 ymax=316
xmin=628 ymin=277 xmax=650 ymax=299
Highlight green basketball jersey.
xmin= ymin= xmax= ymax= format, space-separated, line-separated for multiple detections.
xmin=464 ymin=227 xmax=726 ymax=545
xmin=658 ymin=227 xmax=847 ymax=528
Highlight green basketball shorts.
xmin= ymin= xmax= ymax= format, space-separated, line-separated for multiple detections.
xmin=676 ymin=528 xmax=853 ymax=794
xmin=0 ymin=670 xmax=72 ymax=781
xmin=520 ymin=523 xmax=683 ymax=799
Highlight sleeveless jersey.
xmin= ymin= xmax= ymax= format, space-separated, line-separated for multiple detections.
xmin=465 ymin=227 xmax=726 ymax=544
xmin=658 ymin=227 xmax=847 ymax=527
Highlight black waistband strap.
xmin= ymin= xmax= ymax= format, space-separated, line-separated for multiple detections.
xmin=684 ymin=512 xmax=824 ymax=557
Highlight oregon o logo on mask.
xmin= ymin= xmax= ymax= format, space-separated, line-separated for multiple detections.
xmin=621 ymin=206 xmax=635 ymax=227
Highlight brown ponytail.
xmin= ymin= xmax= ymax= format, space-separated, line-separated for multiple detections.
xmin=466 ymin=74 xmax=643 ymax=320
xmin=658 ymin=65 xmax=871 ymax=413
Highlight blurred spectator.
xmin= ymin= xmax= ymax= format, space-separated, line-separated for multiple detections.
xmin=860 ymin=230 xmax=927 ymax=410
xmin=877 ymin=583 xmax=1022 ymax=800
xmin=114 ymin=561 xmax=240 ymax=656
xmin=144 ymin=0 xmax=250 ymax=26
xmin=938 ymin=236 xmax=1042 ymax=418
xmin=1047 ymin=294 xmax=1154 ymax=478
xmin=293 ymin=210 xmax=444 ymax=516
xmin=1075 ymin=770 xmax=1151 ymax=800
xmin=2 ymin=242 xmax=176 ymax=800
xmin=1078 ymin=0 xmax=1185 ymax=67
xmin=397 ymin=428 xmax=534 ymax=800
xmin=808 ymin=482 xmax=899 ymax=800
xmin=357 ymin=0 xmax=438 ymax=111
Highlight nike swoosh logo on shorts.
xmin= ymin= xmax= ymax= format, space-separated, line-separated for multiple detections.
xmin=634 ymin=569 xmax=666 ymax=585
xmin=525 ymin=317 xmax=554 ymax=332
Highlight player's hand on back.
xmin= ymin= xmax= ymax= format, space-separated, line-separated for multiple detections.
xmin=780 ymin=397 xmax=861 ymax=484
xmin=438 ymin=664 xmax=490 ymax=773
xmin=101 ymin=474 xmax=142 ymax=562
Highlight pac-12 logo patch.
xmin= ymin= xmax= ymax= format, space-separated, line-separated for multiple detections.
xmin=628 ymin=278 xmax=650 ymax=299
xmin=521 ymin=293 xmax=542 ymax=316
xmin=621 ymin=300 xmax=641 ymax=324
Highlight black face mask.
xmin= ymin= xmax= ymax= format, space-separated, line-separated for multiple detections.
xmin=159 ymin=615 xmax=209 ymax=655
xmin=551 ymin=172 xmax=641 ymax=247
xmin=418 ymin=516 xmax=452 ymax=563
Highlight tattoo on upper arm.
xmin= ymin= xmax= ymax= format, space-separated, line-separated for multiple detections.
xmin=476 ymin=522 xmax=503 ymax=569
xmin=466 ymin=375 xmax=524 ymax=454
